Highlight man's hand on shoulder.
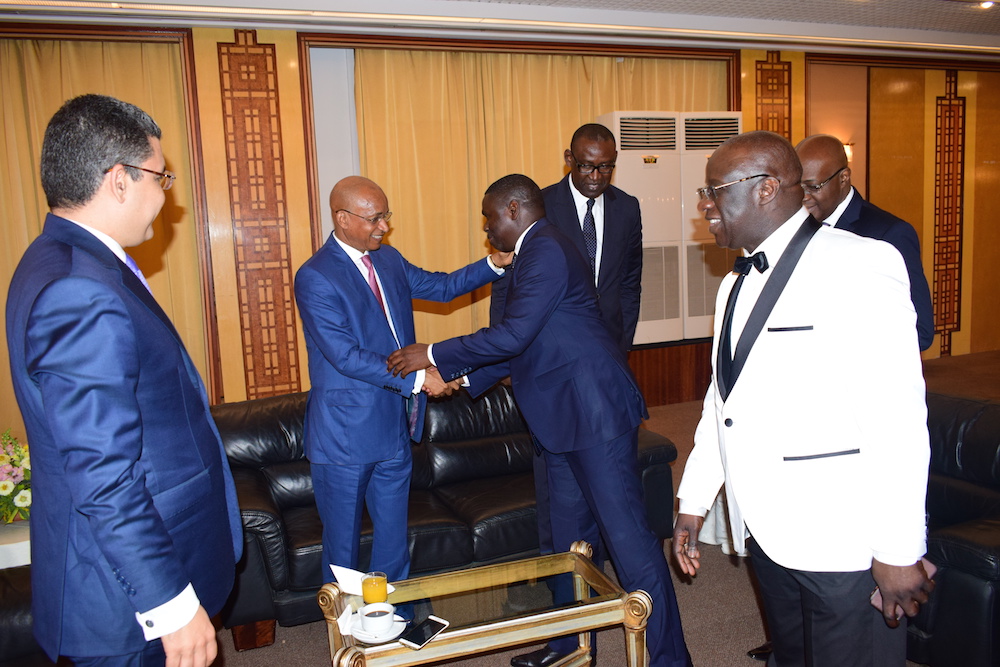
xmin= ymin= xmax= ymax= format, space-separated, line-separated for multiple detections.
xmin=491 ymin=250 xmax=514 ymax=268
xmin=870 ymin=558 xmax=935 ymax=628
xmin=161 ymin=605 xmax=217 ymax=667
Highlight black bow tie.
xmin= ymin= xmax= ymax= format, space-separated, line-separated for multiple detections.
xmin=733 ymin=251 xmax=768 ymax=275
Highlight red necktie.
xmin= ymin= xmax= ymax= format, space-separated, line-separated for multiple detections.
xmin=361 ymin=254 xmax=386 ymax=314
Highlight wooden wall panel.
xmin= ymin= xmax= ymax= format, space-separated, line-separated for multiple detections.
xmin=972 ymin=72 xmax=1000 ymax=352
xmin=629 ymin=341 xmax=713 ymax=407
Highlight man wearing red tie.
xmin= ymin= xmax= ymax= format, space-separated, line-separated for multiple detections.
xmin=294 ymin=176 xmax=509 ymax=586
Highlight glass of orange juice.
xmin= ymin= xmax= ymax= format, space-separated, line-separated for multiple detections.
xmin=362 ymin=571 xmax=388 ymax=604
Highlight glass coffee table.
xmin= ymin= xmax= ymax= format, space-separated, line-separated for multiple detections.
xmin=318 ymin=541 xmax=651 ymax=667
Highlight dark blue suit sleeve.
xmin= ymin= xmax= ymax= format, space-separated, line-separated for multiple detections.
xmin=882 ymin=223 xmax=934 ymax=350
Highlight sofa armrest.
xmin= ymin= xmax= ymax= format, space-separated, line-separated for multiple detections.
xmin=928 ymin=517 xmax=1000 ymax=581
xmin=638 ymin=429 xmax=679 ymax=540
xmin=232 ymin=467 xmax=290 ymax=592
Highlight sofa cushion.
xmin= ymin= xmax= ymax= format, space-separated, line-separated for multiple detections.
xmin=927 ymin=393 xmax=1000 ymax=487
xmin=435 ymin=473 xmax=538 ymax=562
xmin=427 ymin=435 xmax=535 ymax=487
xmin=263 ymin=460 xmax=314 ymax=510
xmin=929 ymin=518 xmax=1000 ymax=581
xmin=927 ymin=473 xmax=1000 ymax=531
xmin=215 ymin=392 xmax=308 ymax=468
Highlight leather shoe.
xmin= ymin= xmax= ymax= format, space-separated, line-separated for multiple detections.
xmin=511 ymin=647 xmax=575 ymax=667
xmin=747 ymin=641 xmax=772 ymax=661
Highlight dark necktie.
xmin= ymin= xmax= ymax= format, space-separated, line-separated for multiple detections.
xmin=718 ymin=251 xmax=768 ymax=400
xmin=582 ymin=198 xmax=597 ymax=277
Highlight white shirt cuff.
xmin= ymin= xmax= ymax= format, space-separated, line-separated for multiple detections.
xmin=486 ymin=255 xmax=506 ymax=274
xmin=427 ymin=344 xmax=436 ymax=367
xmin=677 ymin=500 xmax=710 ymax=518
xmin=412 ymin=368 xmax=426 ymax=394
xmin=135 ymin=583 xmax=199 ymax=641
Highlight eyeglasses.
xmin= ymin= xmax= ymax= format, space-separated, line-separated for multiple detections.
xmin=801 ymin=166 xmax=846 ymax=193
xmin=336 ymin=209 xmax=393 ymax=225
xmin=696 ymin=174 xmax=770 ymax=201
xmin=571 ymin=152 xmax=616 ymax=175
xmin=118 ymin=164 xmax=176 ymax=190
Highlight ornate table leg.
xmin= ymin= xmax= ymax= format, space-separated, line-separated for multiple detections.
xmin=623 ymin=590 xmax=652 ymax=667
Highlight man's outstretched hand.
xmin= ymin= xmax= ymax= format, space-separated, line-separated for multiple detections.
xmin=423 ymin=366 xmax=461 ymax=397
xmin=388 ymin=344 xmax=431 ymax=378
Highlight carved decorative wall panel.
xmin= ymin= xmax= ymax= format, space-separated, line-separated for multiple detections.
xmin=218 ymin=29 xmax=301 ymax=397
xmin=755 ymin=51 xmax=792 ymax=139
xmin=932 ymin=71 xmax=966 ymax=357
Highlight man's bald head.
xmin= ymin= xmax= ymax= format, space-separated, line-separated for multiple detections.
xmin=330 ymin=175 xmax=392 ymax=252
xmin=700 ymin=131 xmax=804 ymax=251
xmin=796 ymin=134 xmax=852 ymax=222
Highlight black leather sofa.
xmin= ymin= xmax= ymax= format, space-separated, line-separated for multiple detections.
xmin=907 ymin=392 xmax=1000 ymax=667
xmin=213 ymin=382 xmax=679 ymax=650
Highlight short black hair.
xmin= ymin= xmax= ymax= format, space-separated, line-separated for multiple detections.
xmin=571 ymin=123 xmax=616 ymax=150
xmin=485 ymin=174 xmax=543 ymax=209
xmin=40 ymin=94 xmax=161 ymax=209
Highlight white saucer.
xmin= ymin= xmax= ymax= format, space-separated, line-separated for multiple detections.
xmin=350 ymin=613 xmax=406 ymax=644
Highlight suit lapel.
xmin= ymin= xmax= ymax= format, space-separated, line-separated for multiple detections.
xmin=835 ymin=187 xmax=864 ymax=232
xmin=551 ymin=177 xmax=590 ymax=262
xmin=44 ymin=215 xmax=182 ymax=342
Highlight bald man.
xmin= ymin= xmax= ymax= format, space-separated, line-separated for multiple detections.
xmin=295 ymin=176 xmax=510 ymax=585
xmin=674 ymin=131 xmax=933 ymax=667
xmin=796 ymin=134 xmax=934 ymax=350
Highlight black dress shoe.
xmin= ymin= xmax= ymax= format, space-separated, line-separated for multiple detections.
xmin=510 ymin=647 xmax=573 ymax=667
xmin=747 ymin=641 xmax=772 ymax=661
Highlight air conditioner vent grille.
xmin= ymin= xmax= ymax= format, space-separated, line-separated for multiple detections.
xmin=619 ymin=117 xmax=677 ymax=150
xmin=684 ymin=117 xmax=741 ymax=150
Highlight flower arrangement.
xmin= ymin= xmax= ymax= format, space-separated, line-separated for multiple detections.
xmin=0 ymin=429 xmax=31 ymax=523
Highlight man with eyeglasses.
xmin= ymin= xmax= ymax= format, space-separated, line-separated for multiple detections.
xmin=6 ymin=94 xmax=242 ymax=666
xmin=796 ymin=134 xmax=933 ymax=350
xmin=673 ymin=131 xmax=933 ymax=667
xmin=492 ymin=123 xmax=643 ymax=667
xmin=295 ymin=176 xmax=511 ymax=591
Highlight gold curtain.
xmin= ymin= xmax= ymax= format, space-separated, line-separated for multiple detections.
xmin=0 ymin=37 xmax=205 ymax=438
xmin=354 ymin=49 xmax=728 ymax=343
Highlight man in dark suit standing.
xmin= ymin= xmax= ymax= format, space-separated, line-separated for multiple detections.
xmin=797 ymin=134 xmax=934 ymax=350
xmin=489 ymin=124 xmax=644 ymax=667
xmin=295 ymin=176 xmax=508 ymax=588
xmin=389 ymin=174 xmax=690 ymax=667
xmin=6 ymin=94 xmax=243 ymax=666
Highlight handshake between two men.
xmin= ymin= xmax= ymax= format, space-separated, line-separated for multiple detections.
xmin=386 ymin=247 xmax=513 ymax=399
xmin=391 ymin=343 xmax=454 ymax=398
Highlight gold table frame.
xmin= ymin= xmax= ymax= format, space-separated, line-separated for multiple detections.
xmin=318 ymin=542 xmax=651 ymax=667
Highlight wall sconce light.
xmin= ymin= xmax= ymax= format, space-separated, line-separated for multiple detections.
xmin=843 ymin=143 xmax=855 ymax=163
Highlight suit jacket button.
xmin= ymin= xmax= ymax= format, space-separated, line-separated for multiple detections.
xmin=724 ymin=418 xmax=733 ymax=427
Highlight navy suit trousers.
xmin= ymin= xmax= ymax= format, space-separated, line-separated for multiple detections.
xmin=545 ymin=429 xmax=690 ymax=667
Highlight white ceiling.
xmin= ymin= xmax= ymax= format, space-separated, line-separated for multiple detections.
xmin=443 ymin=0 xmax=1000 ymax=36
xmin=0 ymin=0 xmax=998 ymax=58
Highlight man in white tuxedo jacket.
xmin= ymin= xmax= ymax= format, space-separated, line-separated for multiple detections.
xmin=673 ymin=131 xmax=933 ymax=667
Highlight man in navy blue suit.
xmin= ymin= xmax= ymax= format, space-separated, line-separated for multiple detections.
xmin=490 ymin=124 xmax=644 ymax=667
xmin=295 ymin=176 xmax=509 ymax=588
xmin=797 ymin=135 xmax=934 ymax=350
xmin=388 ymin=174 xmax=690 ymax=667
xmin=6 ymin=95 xmax=242 ymax=666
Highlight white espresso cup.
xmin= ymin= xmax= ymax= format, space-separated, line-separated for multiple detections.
xmin=360 ymin=602 xmax=395 ymax=635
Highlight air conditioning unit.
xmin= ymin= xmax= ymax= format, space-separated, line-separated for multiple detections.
xmin=596 ymin=111 xmax=743 ymax=345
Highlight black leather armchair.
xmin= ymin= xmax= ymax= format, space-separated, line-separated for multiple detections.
xmin=213 ymin=383 xmax=679 ymax=650
xmin=907 ymin=393 xmax=1000 ymax=667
